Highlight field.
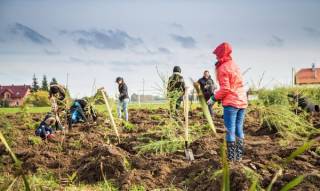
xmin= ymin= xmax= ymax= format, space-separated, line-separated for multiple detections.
xmin=1 ymin=87 xmax=320 ymax=191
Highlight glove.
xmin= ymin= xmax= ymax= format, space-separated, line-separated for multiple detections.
xmin=207 ymin=96 xmax=215 ymax=105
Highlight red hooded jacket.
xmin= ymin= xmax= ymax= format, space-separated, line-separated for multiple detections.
xmin=213 ymin=42 xmax=247 ymax=109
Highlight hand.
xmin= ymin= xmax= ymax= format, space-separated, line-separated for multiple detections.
xmin=207 ymin=96 xmax=215 ymax=105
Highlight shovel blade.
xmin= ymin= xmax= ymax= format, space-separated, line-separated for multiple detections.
xmin=185 ymin=149 xmax=194 ymax=161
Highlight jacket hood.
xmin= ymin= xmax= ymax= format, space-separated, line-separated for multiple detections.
xmin=213 ymin=42 xmax=232 ymax=67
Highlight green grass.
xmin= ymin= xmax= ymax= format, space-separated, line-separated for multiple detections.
xmin=0 ymin=102 xmax=168 ymax=114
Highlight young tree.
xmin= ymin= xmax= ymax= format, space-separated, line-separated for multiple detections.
xmin=31 ymin=74 xmax=40 ymax=92
xmin=41 ymin=75 xmax=49 ymax=91
xmin=50 ymin=77 xmax=58 ymax=85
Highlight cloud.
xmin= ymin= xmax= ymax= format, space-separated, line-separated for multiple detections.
xmin=43 ymin=48 xmax=60 ymax=55
xmin=158 ymin=47 xmax=172 ymax=54
xmin=303 ymin=27 xmax=320 ymax=38
xmin=267 ymin=35 xmax=284 ymax=47
xmin=9 ymin=23 xmax=52 ymax=45
xmin=170 ymin=23 xmax=184 ymax=30
xmin=63 ymin=29 xmax=143 ymax=50
xmin=171 ymin=34 xmax=196 ymax=48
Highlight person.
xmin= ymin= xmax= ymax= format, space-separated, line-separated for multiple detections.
xmin=116 ymin=77 xmax=129 ymax=121
xmin=167 ymin=66 xmax=186 ymax=115
xmin=69 ymin=99 xmax=88 ymax=129
xmin=208 ymin=42 xmax=248 ymax=161
xmin=35 ymin=113 xmax=56 ymax=140
xmin=49 ymin=83 xmax=67 ymax=130
xmin=198 ymin=70 xmax=217 ymax=117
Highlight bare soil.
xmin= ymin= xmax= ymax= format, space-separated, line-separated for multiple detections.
xmin=0 ymin=108 xmax=319 ymax=191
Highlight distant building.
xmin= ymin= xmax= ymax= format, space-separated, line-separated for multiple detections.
xmin=130 ymin=93 xmax=165 ymax=102
xmin=0 ymin=85 xmax=31 ymax=107
xmin=295 ymin=64 xmax=320 ymax=85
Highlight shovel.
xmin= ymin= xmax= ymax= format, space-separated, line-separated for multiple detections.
xmin=99 ymin=88 xmax=120 ymax=143
xmin=184 ymin=87 xmax=194 ymax=161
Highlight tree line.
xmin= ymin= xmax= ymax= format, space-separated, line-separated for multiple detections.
xmin=31 ymin=74 xmax=59 ymax=93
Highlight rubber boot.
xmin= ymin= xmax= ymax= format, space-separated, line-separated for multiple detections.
xmin=227 ymin=141 xmax=236 ymax=161
xmin=235 ymin=139 xmax=244 ymax=161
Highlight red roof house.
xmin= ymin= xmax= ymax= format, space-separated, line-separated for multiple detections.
xmin=295 ymin=68 xmax=320 ymax=85
xmin=0 ymin=85 xmax=31 ymax=106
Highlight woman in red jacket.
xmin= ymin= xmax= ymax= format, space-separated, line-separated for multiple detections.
xmin=208 ymin=42 xmax=248 ymax=161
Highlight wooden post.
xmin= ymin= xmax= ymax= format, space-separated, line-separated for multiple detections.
xmin=100 ymin=88 xmax=120 ymax=143
xmin=184 ymin=87 xmax=189 ymax=143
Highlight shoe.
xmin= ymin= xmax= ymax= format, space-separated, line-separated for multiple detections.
xmin=227 ymin=141 xmax=236 ymax=161
xmin=235 ymin=139 xmax=244 ymax=161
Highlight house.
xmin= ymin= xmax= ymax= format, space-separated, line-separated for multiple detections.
xmin=0 ymin=85 xmax=31 ymax=107
xmin=295 ymin=64 xmax=320 ymax=85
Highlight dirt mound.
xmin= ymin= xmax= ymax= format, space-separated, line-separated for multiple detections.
xmin=76 ymin=144 xmax=130 ymax=183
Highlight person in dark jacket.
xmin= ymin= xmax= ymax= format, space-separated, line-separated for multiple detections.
xmin=35 ymin=113 xmax=56 ymax=140
xmin=167 ymin=66 xmax=186 ymax=114
xmin=198 ymin=70 xmax=217 ymax=117
xmin=116 ymin=77 xmax=129 ymax=121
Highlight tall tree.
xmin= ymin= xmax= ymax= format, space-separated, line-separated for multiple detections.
xmin=41 ymin=75 xmax=49 ymax=91
xmin=31 ymin=74 xmax=40 ymax=92
xmin=50 ymin=77 xmax=58 ymax=85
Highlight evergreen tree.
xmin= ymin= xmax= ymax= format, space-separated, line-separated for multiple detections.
xmin=31 ymin=74 xmax=40 ymax=92
xmin=41 ymin=75 xmax=49 ymax=91
xmin=50 ymin=77 xmax=58 ymax=85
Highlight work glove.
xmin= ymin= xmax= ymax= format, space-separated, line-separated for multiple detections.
xmin=207 ymin=96 xmax=215 ymax=105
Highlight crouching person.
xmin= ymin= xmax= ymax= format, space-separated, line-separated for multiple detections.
xmin=35 ymin=113 xmax=56 ymax=140
xmin=209 ymin=42 xmax=248 ymax=161
xmin=69 ymin=99 xmax=88 ymax=129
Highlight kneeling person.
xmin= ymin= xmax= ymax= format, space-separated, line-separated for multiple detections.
xmin=35 ymin=113 xmax=56 ymax=140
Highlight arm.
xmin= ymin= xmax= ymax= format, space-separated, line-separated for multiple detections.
xmin=214 ymin=70 xmax=231 ymax=101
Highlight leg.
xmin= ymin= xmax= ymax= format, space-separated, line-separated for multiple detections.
xmin=176 ymin=96 xmax=183 ymax=110
xmin=208 ymin=103 xmax=214 ymax=117
xmin=117 ymin=100 xmax=122 ymax=119
xmin=223 ymin=106 xmax=238 ymax=161
xmin=235 ymin=109 xmax=246 ymax=161
xmin=123 ymin=99 xmax=129 ymax=121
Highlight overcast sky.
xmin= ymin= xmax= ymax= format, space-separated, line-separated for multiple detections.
xmin=0 ymin=0 xmax=320 ymax=98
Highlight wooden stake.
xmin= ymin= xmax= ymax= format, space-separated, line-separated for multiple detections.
xmin=100 ymin=88 xmax=120 ymax=143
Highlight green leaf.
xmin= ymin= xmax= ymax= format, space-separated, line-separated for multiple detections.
xmin=279 ymin=175 xmax=305 ymax=191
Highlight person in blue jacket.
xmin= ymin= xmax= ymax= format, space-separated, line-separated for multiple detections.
xmin=35 ymin=113 xmax=56 ymax=140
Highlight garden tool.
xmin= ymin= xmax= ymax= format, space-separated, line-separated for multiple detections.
xmin=50 ymin=97 xmax=64 ymax=131
xmin=192 ymin=79 xmax=216 ymax=135
xmin=99 ymin=87 xmax=120 ymax=143
xmin=184 ymin=87 xmax=194 ymax=161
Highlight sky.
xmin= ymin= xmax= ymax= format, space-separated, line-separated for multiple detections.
xmin=0 ymin=0 xmax=320 ymax=98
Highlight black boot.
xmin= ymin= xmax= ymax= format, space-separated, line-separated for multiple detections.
xmin=227 ymin=142 xmax=236 ymax=161
xmin=235 ymin=139 xmax=244 ymax=161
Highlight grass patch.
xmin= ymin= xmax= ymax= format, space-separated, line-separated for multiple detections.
xmin=27 ymin=136 xmax=42 ymax=145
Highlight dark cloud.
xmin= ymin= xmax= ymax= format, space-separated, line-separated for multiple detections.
xmin=267 ymin=35 xmax=284 ymax=47
xmin=158 ymin=47 xmax=172 ymax=54
xmin=303 ymin=27 xmax=320 ymax=38
xmin=9 ymin=23 xmax=52 ymax=45
xmin=171 ymin=34 xmax=196 ymax=48
xmin=63 ymin=29 xmax=143 ymax=50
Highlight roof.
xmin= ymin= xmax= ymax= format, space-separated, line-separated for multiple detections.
xmin=0 ymin=85 xmax=31 ymax=99
xmin=295 ymin=68 xmax=320 ymax=85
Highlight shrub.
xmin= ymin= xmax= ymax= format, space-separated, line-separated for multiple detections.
xmin=25 ymin=91 xmax=50 ymax=107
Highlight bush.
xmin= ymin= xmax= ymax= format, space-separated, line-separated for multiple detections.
xmin=26 ymin=91 xmax=50 ymax=107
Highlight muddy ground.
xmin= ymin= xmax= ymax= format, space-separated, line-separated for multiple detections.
xmin=0 ymin=108 xmax=320 ymax=191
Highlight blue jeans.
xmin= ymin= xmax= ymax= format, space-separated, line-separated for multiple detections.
xmin=117 ymin=98 xmax=129 ymax=121
xmin=223 ymin=106 xmax=245 ymax=142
